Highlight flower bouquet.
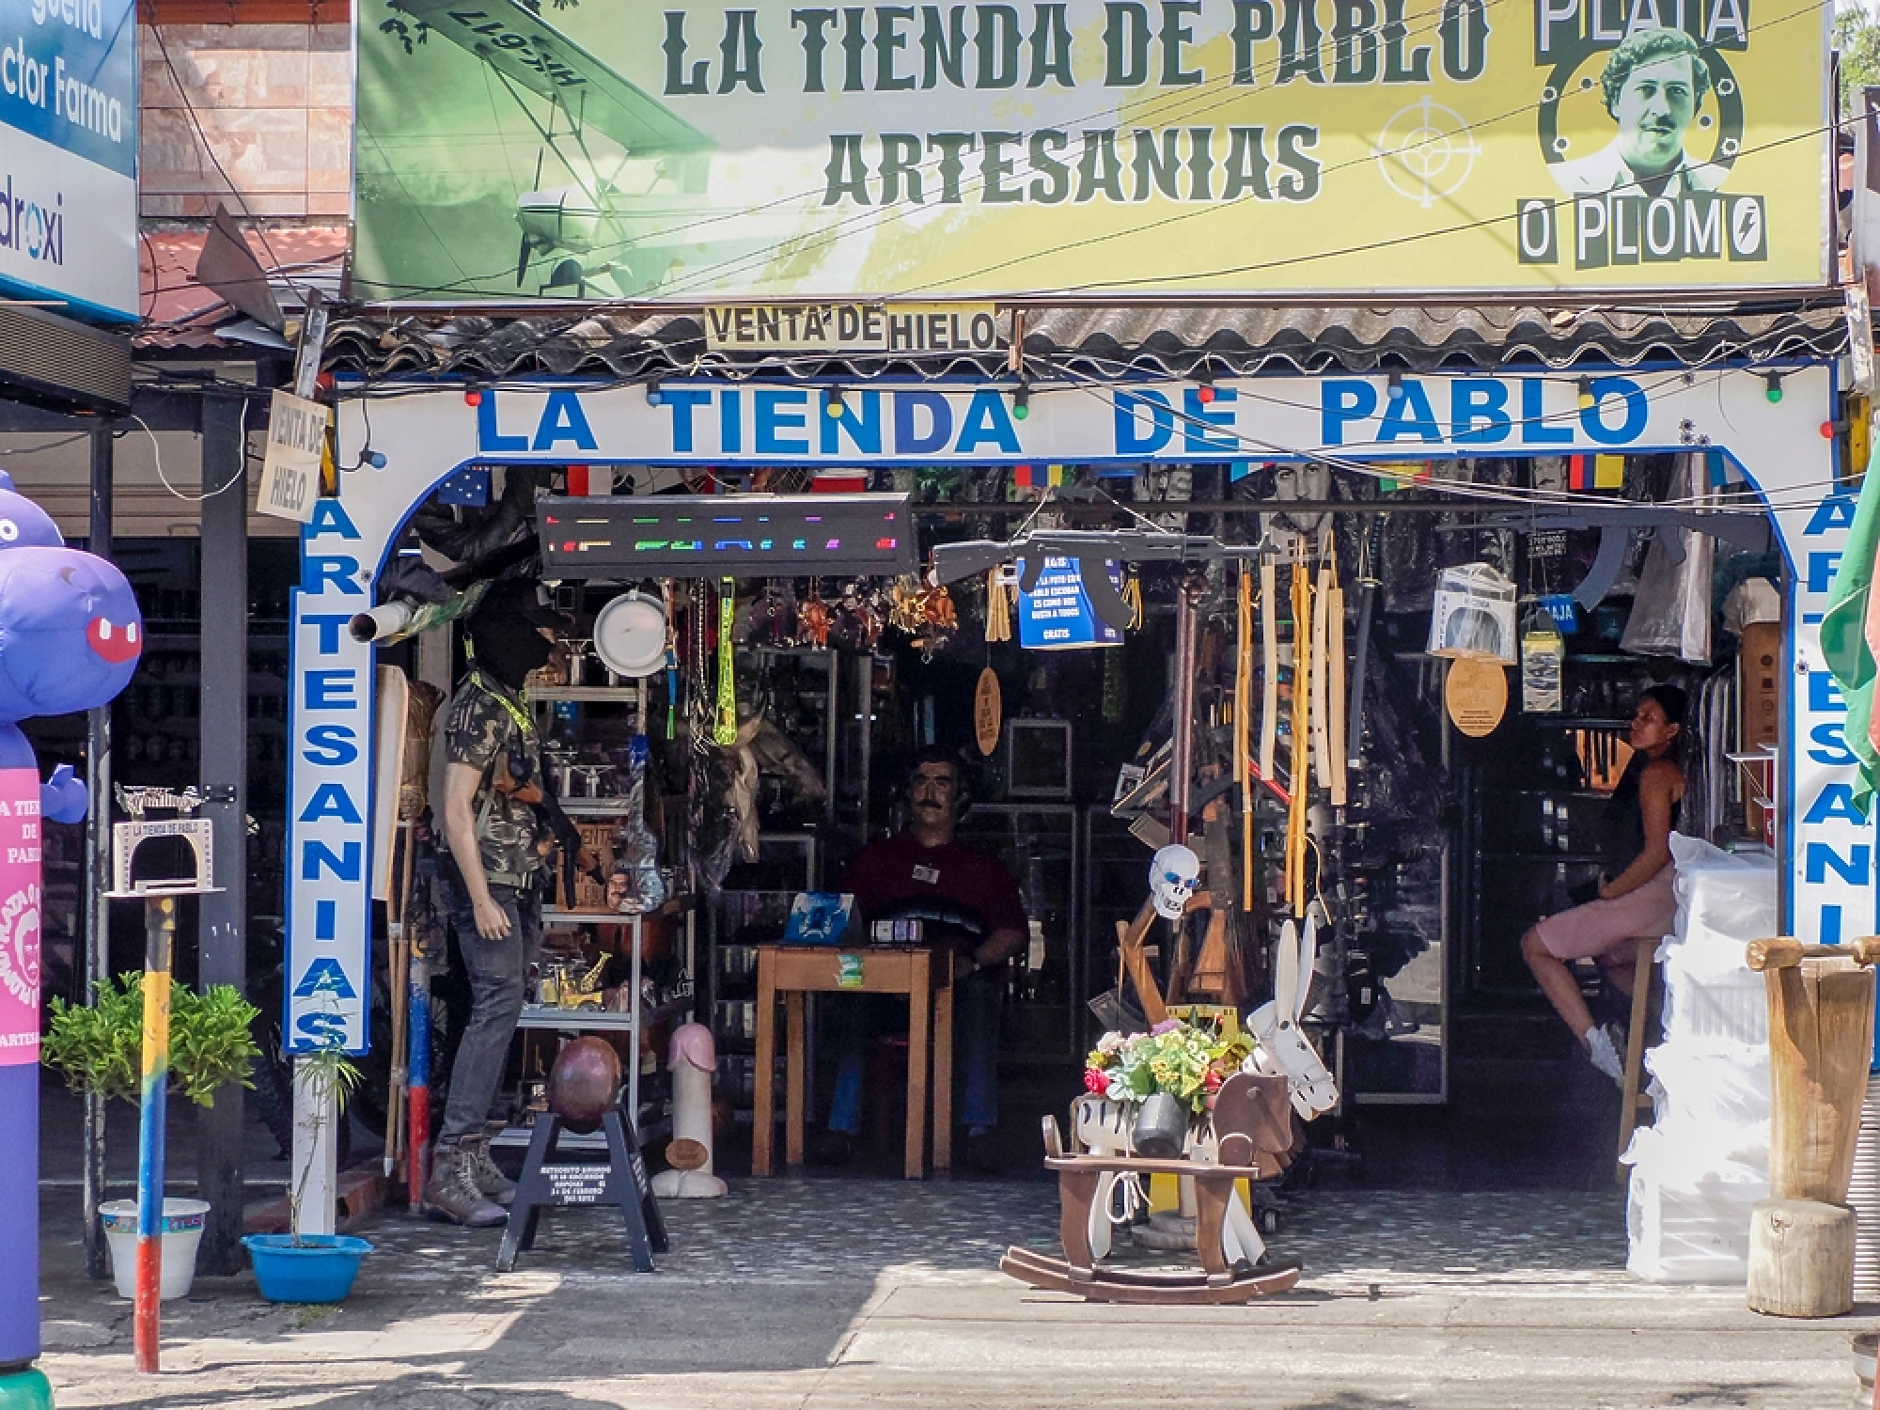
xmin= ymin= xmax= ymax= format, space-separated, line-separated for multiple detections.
xmin=1083 ymin=1018 xmax=1254 ymax=1157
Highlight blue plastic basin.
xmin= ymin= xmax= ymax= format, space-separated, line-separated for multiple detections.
xmin=242 ymin=1234 xmax=373 ymax=1304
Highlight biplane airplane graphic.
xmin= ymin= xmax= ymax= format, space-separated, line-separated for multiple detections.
xmin=383 ymin=0 xmax=734 ymax=297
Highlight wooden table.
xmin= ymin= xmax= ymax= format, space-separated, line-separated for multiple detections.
xmin=752 ymin=945 xmax=953 ymax=1180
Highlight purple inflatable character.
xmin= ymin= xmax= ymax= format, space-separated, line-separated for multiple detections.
xmin=0 ymin=472 xmax=142 ymax=1389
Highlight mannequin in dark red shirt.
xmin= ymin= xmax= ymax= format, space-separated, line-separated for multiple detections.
xmin=823 ymin=748 xmax=1027 ymax=1171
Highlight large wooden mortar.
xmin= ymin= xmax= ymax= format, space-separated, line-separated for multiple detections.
xmin=1743 ymin=937 xmax=1880 ymax=1318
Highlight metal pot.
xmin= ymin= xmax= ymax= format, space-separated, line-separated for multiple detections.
xmin=1131 ymin=1093 xmax=1190 ymax=1159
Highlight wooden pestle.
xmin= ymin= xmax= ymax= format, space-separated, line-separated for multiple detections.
xmin=1746 ymin=936 xmax=1880 ymax=972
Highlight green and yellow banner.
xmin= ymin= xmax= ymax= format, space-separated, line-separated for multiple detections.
xmin=352 ymin=0 xmax=1831 ymax=301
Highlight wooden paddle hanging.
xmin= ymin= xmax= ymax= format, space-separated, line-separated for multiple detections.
xmin=1310 ymin=545 xmax=1332 ymax=793
xmin=1286 ymin=561 xmax=1313 ymax=918
xmin=373 ymin=666 xmax=411 ymax=1180
xmin=1236 ymin=566 xmax=1255 ymax=912
xmin=1259 ymin=561 xmax=1278 ymax=782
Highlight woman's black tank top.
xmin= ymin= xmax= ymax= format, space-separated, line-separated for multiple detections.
xmin=1602 ymin=750 xmax=1681 ymax=877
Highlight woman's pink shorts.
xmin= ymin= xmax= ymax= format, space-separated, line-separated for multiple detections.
xmin=1533 ymin=866 xmax=1677 ymax=963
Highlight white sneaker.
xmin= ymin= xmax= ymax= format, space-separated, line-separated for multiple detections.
xmin=1585 ymin=1025 xmax=1623 ymax=1086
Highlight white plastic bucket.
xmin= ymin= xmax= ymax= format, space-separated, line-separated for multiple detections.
xmin=1427 ymin=563 xmax=1517 ymax=663
xmin=99 ymin=1198 xmax=211 ymax=1301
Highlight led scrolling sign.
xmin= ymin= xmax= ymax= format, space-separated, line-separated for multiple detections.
xmin=537 ymin=493 xmax=917 ymax=577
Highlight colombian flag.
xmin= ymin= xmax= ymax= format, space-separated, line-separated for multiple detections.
xmin=1012 ymin=465 xmax=1069 ymax=489
xmin=1568 ymin=455 xmax=1626 ymax=491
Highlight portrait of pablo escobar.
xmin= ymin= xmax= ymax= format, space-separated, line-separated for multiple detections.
xmin=1550 ymin=28 xmax=1727 ymax=197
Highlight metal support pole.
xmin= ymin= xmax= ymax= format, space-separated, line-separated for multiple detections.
xmin=822 ymin=656 xmax=838 ymax=862
xmin=1170 ymin=585 xmax=1197 ymax=846
xmin=82 ymin=421 xmax=112 ymax=1281
xmin=628 ymin=914 xmax=643 ymax=1131
xmin=196 ymin=391 xmax=248 ymax=1274
xmin=134 ymin=896 xmax=175 ymax=1375
xmin=855 ymin=654 xmax=873 ymax=841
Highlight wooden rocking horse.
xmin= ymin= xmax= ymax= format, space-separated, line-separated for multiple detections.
xmin=1001 ymin=895 xmax=1307 ymax=1305
xmin=998 ymin=1071 xmax=1300 ymax=1304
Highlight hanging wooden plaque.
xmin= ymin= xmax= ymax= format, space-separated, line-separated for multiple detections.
xmin=975 ymin=668 xmax=1002 ymax=757
xmin=1445 ymin=658 xmax=1508 ymax=738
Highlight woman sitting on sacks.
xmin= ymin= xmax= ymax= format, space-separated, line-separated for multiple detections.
xmin=1521 ymin=684 xmax=1687 ymax=1086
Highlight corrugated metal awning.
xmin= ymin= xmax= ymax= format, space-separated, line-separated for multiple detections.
xmin=323 ymin=300 xmax=1849 ymax=382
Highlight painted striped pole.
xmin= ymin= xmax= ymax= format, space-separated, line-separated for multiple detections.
xmin=134 ymin=895 xmax=176 ymax=1375
xmin=407 ymin=973 xmax=430 ymax=1209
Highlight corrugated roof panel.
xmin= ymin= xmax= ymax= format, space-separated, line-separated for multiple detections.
xmin=321 ymin=301 xmax=1848 ymax=381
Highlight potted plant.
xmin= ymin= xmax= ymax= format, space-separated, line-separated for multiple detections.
xmin=1083 ymin=1018 xmax=1254 ymax=1158
xmin=241 ymin=1044 xmax=374 ymax=1304
xmin=42 ymin=974 xmax=260 ymax=1300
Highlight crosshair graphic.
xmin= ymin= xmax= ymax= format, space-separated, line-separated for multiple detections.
xmin=1375 ymin=98 xmax=1481 ymax=207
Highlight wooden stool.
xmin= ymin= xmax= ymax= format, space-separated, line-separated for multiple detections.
xmin=496 ymin=1106 xmax=668 ymax=1274
xmin=1616 ymin=937 xmax=1662 ymax=1183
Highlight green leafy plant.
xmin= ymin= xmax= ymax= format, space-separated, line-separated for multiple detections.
xmin=1084 ymin=1018 xmax=1255 ymax=1115
xmin=293 ymin=1043 xmax=361 ymax=1117
xmin=1839 ymin=3 xmax=1880 ymax=114
xmin=43 ymin=973 xmax=260 ymax=1107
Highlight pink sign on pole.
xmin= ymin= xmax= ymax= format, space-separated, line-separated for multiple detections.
xmin=0 ymin=768 xmax=43 ymax=1067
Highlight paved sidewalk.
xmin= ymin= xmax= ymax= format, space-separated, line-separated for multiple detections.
xmin=34 ymin=1180 xmax=1870 ymax=1409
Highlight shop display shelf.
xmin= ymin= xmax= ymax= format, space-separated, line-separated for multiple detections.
xmin=1480 ymin=851 xmax=1605 ymax=865
xmin=491 ymin=1107 xmax=670 ymax=1151
xmin=532 ymin=685 xmax=654 ymax=702
xmin=556 ymin=797 xmax=635 ymax=816
xmin=544 ymin=901 xmax=689 ymax=925
xmin=1483 ymin=787 xmax=1612 ymax=800
xmin=518 ymin=994 xmax=689 ymax=1037
xmin=518 ymin=1006 xmax=638 ymax=1031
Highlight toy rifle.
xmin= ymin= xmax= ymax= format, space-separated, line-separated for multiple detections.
xmin=495 ymin=754 xmax=604 ymax=906
xmin=933 ymin=530 xmax=1276 ymax=632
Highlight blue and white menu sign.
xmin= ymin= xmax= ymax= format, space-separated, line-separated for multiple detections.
xmin=1016 ymin=556 xmax=1124 ymax=651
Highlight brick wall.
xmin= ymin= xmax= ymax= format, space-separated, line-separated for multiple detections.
xmin=140 ymin=22 xmax=351 ymax=219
